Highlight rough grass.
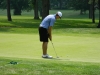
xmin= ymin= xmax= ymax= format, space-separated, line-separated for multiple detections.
xmin=0 ymin=57 xmax=100 ymax=75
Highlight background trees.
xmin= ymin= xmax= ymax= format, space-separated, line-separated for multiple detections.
xmin=0 ymin=0 xmax=99 ymax=27
xmin=7 ymin=0 xmax=12 ymax=21
xmin=68 ymin=0 xmax=89 ymax=15
xmin=97 ymin=0 xmax=100 ymax=28
xmin=50 ymin=0 xmax=68 ymax=10
xmin=42 ymin=0 xmax=50 ymax=19
xmin=0 ymin=0 xmax=98 ymax=16
xmin=0 ymin=0 xmax=31 ymax=15
xmin=31 ymin=0 xmax=39 ymax=19
xmin=10 ymin=0 xmax=31 ymax=15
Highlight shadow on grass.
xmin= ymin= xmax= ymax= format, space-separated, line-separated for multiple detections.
xmin=0 ymin=18 xmax=98 ymax=33
xmin=0 ymin=19 xmax=41 ymax=28
xmin=54 ymin=20 xmax=97 ymax=28
xmin=0 ymin=19 xmax=41 ymax=33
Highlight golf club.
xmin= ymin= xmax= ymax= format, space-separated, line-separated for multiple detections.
xmin=50 ymin=39 xmax=59 ymax=58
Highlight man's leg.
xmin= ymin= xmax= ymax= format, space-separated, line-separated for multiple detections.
xmin=42 ymin=42 xmax=52 ymax=58
xmin=42 ymin=42 xmax=48 ymax=55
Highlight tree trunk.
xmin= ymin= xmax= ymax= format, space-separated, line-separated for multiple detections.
xmin=97 ymin=0 xmax=100 ymax=28
xmin=34 ymin=0 xmax=39 ymax=19
xmin=7 ymin=0 xmax=12 ymax=21
xmin=42 ymin=0 xmax=49 ymax=20
xmin=59 ymin=0 xmax=62 ymax=9
xmin=13 ymin=8 xmax=21 ymax=15
xmin=89 ymin=4 xmax=93 ymax=19
xmin=80 ymin=9 xmax=83 ymax=15
xmin=12 ymin=0 xmax=23 ymax=15
xmin=92 ymin=0 xmax=95 ymax=23
xmin=39 ymin=8 xmax=42 ymax=17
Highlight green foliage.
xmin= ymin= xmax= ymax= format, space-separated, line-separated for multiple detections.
xmin=0 ymin=0 xmax=32 ymax=15
xmin=0 ymin=0 xmax=6 ymax=9
xmin=11 ymin=0 xmax=32 ymax=15
xmin=68 ymin=0 xmax=89 ymax=11
xmin=50 ymin=0 xmax=68 ymax=9
xmin=88 ymin=0 xmax=98 ymax=4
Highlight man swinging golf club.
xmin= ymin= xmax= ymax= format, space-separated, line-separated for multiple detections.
xmin=39 ymin=11 xmax=62 ymax=58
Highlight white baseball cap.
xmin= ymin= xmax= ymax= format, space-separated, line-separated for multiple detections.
xmin=57 ymin=11 xmax=62 ymax=18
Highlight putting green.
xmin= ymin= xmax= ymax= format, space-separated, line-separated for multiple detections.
xmin=0 ymin=33 xmax=100 ymax=62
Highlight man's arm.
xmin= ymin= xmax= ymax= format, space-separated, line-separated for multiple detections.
xmin=48 ymin=26 xmax=52 ymax=41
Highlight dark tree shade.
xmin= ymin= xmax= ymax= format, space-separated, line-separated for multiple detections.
xmin=92 ymin=0 xmax=95 ymax=23
xmin=97 ymin=0 xmax=100 ymax=28
xmin=33 ymin=0 xmax=39 ymax=19
xmin=42 ymin=0 xmax=50 ymax=19
xmin=7 ymin=0 xmax=12 ymax=21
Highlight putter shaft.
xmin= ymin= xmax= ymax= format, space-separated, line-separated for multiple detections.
xmin=50 ymin=41 xmax=58 ymax=58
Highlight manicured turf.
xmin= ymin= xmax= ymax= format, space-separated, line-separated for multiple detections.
xmin=0 ymin=32 xmax=100 ymax=75
xmin=0 ymin=31 xmax=100 ymax=62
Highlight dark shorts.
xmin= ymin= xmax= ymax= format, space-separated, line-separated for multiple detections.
xmin=39 ymin=27 xmax=49 ymax=42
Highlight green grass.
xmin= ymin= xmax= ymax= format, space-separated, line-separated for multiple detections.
xmin=0 ymin=32 xmax=100 ymax=62
xmin=0 ymin=10 xmax=100 ymax=75
xmin=0 ymin=58 xmax=100 ymax=75
xmin=0 ymin=16 xmax=98 ymax=29
xmin=0 ymin=28 xmax=100 ymax=75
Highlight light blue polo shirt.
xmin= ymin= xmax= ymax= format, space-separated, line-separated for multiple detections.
xmin=40 ymin=14 xmax=56 ymax=29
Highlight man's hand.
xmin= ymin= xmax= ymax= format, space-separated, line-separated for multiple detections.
xmin=48 ymin=26 xmax=52 ymax=41
xmin=49 ymin=35 xmax=52 ymax=41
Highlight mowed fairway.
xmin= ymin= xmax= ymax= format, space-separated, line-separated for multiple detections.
xmin=0 ymin=31 xmax=100 ymax=62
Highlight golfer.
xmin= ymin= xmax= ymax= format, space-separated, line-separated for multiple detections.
xmin=39 ymin=11 xmax=62 ymax=58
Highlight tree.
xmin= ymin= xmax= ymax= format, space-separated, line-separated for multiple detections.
xmin=7 ymin=0 xmax=12 ymax=21
xmin=11 ymin=0 xmax=31 ymax=15
xmin=31 ymin=0 xmax=39 ymax=19
xmin=0 ymin=0 xmax=2 ymax=4
xmin=57 ymin=0 xmax=62 ymax=9
xmin=50 ymin=0 xmax=68 ymax=10
xmin=0 ymin=0 xmax=6 ymax=9
xmin=42 ymin=0 xmax=50 ymax=19
xmin=68 ymin=0 xmax=89 ymax=14
xmin=50 ymin=0 xmax=57 ymax=9
xmin=97 ymin=0 xmax=100 ymax=28
xmin=38 ymin=0 xmax=42 ymax=17
xmin=88 ymin=0 xmax=98 ymax=23
xmin=0 ymin=0 xmax=31 ymax=15
xmin=89 ymin=3 xmax=93 ymax=19
xmin=92 ymin=0 xmax=95 ymax=23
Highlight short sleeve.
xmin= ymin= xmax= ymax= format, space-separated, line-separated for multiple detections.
xmin=49 ymin=18 xmax=55 ymax=26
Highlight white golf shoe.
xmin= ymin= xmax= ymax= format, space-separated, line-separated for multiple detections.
xmin=42 ymin=54 xmax=53 ymax=59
